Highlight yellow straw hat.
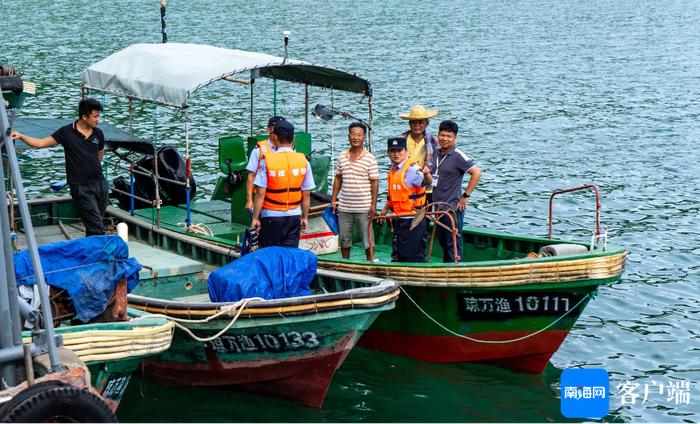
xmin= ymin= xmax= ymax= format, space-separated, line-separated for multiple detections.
xmin=399 ymin=104 xmax=438 ymax=120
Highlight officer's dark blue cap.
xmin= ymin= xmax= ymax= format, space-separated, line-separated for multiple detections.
xmin=387 ymin=137 xmax=407 ymax=151
xmin=268 ymin=116 xmax=285 ymax=128
xmin=273 ymin=119 xmax=295 ymax=141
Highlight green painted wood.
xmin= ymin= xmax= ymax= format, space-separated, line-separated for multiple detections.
xmin=129 ymin=306 xmax=389 ymax=365
xmin=128 ymin=241 xmax=204 ymax=279
xmin=369 ymin=284 xmax=597 ymax=337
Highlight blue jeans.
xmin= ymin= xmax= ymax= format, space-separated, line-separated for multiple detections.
xmin=436 ymin=209 xmax=464 ymax=262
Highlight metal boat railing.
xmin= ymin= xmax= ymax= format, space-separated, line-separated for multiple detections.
xmin=0 ymin=97 xmax=63 ymax=388
xmin=367 ymin=207 xmax=459 ymax=263
xmin=548 ymin=184 xmax=601 ymax=239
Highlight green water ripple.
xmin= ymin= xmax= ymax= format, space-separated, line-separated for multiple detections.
xmin=2 ymin=0 xmax=699 ymax=421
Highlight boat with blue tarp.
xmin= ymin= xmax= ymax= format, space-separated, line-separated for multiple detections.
xmin=0 ymin=86 xmax=173 ymax=420
xmin=73 ymin=42 xmax=399 ymax=408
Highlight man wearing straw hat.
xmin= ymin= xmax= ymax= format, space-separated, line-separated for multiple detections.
xmin=389 ymin=104 xmax=439 ymax=260
xmin=399 ymin=104 xmax=439 ymax=170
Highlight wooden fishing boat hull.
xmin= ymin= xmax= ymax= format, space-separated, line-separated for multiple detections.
xmin=128 ymin=299 xmax=395 ymax=408
xmin=318 ymin=230 xmax=627 ymax=373
xmin=135 ymin=310 xmax=383 ymax=407
xmin=360 ymin=283 xmax=603 ymax=373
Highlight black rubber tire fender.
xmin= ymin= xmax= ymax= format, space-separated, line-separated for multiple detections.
xmin=0 ymin=76 xmax=23 ymax=94
xmin=0 ymin=383 xmax=116 ymax=423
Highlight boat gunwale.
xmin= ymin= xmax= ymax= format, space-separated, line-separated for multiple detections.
xmin=127 ymin=283 xmax=400 ymax=318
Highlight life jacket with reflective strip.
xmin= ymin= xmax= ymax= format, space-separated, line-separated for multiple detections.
xmin=388 ymin=161 xmax=426 ymax=216
xmin=262 ymin=151 xmax=307 ymax=211
xmin=256 ymin=140 xmax=272 ymax=172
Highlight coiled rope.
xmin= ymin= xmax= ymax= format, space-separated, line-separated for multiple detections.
xmin=398 ymin=284 xmax=592 ymax=344
xmin=134 ymin=296 xmax=265 ymax=343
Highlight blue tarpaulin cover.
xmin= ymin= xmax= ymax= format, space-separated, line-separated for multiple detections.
xmin=208 ymin=247 xmax=316 ymax=302
xmin=14 ymin=235 xmax=142 ymax=322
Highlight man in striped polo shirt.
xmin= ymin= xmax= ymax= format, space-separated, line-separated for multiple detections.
xmin=330 ymin=122 xmax=379 ymax=260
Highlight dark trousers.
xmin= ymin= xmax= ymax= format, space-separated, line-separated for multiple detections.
xmin=436 ymin=209 xmax=464 ymax=262
xmin=259 ymin=216 xmax=302 ymax=248
xmin=70 ymin=180 xmax=108 ymax=236
xmin=392 ymin=218 xmax=427 ymax=262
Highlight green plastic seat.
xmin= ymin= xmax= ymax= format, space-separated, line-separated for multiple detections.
xmin=218 ymin=135 xmax=247 ymax=174
xmin=246 ymin=135 xmax=268 ymax=156
xmin=246 ymin=132 xmax=311 ymax=156
xmin=293 ymin=132 xmax=312 ymax=156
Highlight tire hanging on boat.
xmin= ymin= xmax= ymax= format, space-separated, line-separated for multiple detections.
xmin=0 ymin=381 xmax=116 ymax=423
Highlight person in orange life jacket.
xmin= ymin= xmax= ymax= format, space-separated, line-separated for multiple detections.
xmin=379 ymin=137 xmax=432 ymax=262
xmin=430 ymin=120 xmax=481 ymax=263
xmin=245 ymin=116 xmax=285 ymax=211
xmin=11 ymin=98 xmax=108 ymax=236
xmin=250 ymin=119 xmax=315 ymax=248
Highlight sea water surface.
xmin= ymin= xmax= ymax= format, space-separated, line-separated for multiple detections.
xmin=1 ymin=0 xmax=699 ymax=421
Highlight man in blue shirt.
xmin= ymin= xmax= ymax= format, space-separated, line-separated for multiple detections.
xmin=250 ymin=119 xmax=315 ymax=248
xmin=430 ymin=120 xmax=481 ymax=262
xmin=245 ymin=116 xmax=285 ymax=212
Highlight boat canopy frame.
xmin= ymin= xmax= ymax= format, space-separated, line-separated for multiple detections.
xmin=81 ymin=42 xmax=373 ymax=229
xmin=81 ymin=43 xmax=372 ymax=124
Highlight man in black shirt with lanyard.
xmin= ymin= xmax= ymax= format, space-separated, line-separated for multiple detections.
xmin=12 ymin=98 xmax=108 ymax=236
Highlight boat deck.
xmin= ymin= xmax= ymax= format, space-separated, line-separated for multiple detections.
xmin=131 ymin=200 xmax=248 ymax=246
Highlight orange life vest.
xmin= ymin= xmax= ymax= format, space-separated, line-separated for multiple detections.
xmin=388 ymin=161 xmax=426 ymax=216
xmin=262 ymin=151 xmax=307 ymax=211
xmin=256 ymin=140 xmax=272 ymax=172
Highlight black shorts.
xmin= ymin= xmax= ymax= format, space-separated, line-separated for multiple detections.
xmin=258 ymin=215 xmax=302 ymax=248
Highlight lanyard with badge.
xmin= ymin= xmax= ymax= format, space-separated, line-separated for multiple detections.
xmin=433 ymin=152 xmax=447 ymax=188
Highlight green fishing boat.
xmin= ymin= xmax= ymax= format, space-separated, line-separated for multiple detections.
xmin=74 ymin=42 xmax=399 ymax=408
xmin=316 ymin=191 xmax=627 ymax=372
xmin=78 ymin=43 xmax=626 ymax=375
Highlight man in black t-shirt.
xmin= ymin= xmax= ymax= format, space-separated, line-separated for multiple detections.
xmin=11 ymin=98 xmax=108 ymax=236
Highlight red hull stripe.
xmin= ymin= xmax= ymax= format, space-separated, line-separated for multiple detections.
xmin=141 ymin=332 xmax=357 ymax=408
xmin=300 ymin=231 xmax=335 ymax=240
xmin=359 ymin=329 xmax=570 ymax=373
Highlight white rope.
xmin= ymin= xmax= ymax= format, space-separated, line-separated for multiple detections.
xmin=398 ymin=284 xmax=591 ymax=344
xmin=132 ymin=296 xmax=265 ymax=343
xmin=180 ymin=222 xmax=214 ymax=236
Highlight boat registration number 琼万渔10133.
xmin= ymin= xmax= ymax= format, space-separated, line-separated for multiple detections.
xmin=207 ymin=331 xmax=321 ymax=354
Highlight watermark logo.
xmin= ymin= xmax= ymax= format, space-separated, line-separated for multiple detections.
xmin=561 ymin=368 xmax=609 ymax=418
xmin=616 ymin=379 xmax=691 ymax=406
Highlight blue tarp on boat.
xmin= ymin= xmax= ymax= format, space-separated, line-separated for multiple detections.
xmin=208 ymin=247 xmax=316 ymax=302
xmin=14 ymin=235 xmax=141 ymax=322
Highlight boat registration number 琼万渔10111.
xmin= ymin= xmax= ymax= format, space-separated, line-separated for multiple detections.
xmin=457 ymin=292 xmax=588 ymax=320
xmin=207 ymin=331 xmax=322 ymax=354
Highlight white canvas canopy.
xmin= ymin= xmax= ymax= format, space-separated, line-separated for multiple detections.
xmin=82 ymin=43 xmax=371 ymax=109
